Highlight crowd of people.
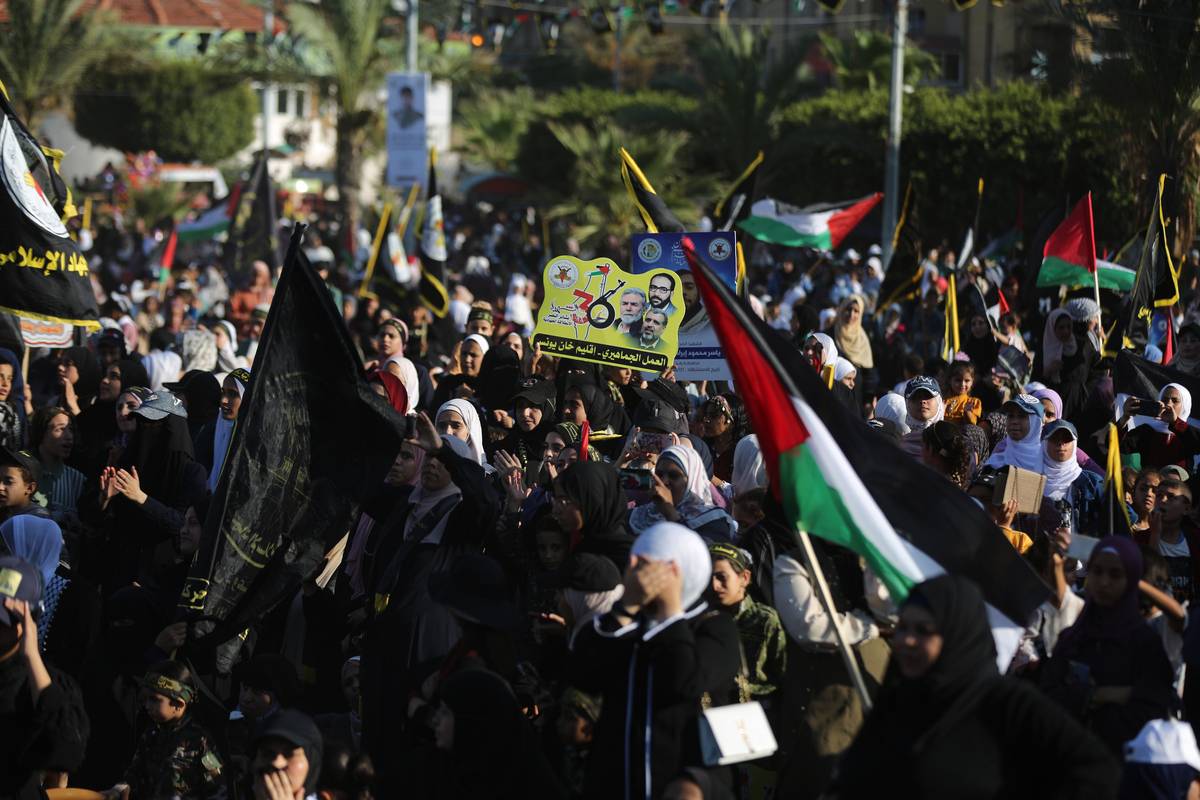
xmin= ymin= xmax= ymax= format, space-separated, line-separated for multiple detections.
xmin=8 ymin=191 xmax=1200 ymax=800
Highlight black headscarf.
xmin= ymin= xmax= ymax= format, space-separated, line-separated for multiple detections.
xmin=120 ymin=414 xmax=196 ymax=506
xmin=477 ymin=345 xmax=522 ymax=416
xmin=500 ymin=378 xmax=556 ymax=468
xmin=173 ymin=370 xmax=221 ymax=437
xmin=555 ymin=460 xmax=632 ymax=558
xmin=117 ymin=357 xmax=151 ymax=393
xmin=561 ymin=377 xmax=619 ymax=433
xmin=961 ymin=313 xmax=998 ymax=374
xmin=60 ymin=345 xmax=100 ymax=407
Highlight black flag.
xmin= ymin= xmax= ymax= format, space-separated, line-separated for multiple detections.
xmin=620 ymin=147 xmax=685 ymax=233
xmin=0 ymin=83 xmax=98 ymax=327
xmin=222 ymin=155 xmax=280 ymax=283
xmin=182 ymin=225 xmax=406 ymax=670
xmin=710 ymin=150 xmax=764 ymax=231
xmin=877 ymin=182 xmax=924 ymax=308
xmin=1125 ymin=174 xmax=1181 ymax=343
xmin=359 ymin=202 xmax=414 ymax=313
xmin=418 ymin=150 xmax=450 ymax=318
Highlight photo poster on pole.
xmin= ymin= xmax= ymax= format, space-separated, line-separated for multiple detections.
xmin=385 ymin=72 xmax=429 ymax=190
xmin=532 ymin=256 xmax=685 ymax=373
xmin=630 ymin=232 xmax=739 ymax=381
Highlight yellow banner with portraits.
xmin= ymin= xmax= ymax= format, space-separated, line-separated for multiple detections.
xmin=533 ymin=255 xmax=684 ymax=372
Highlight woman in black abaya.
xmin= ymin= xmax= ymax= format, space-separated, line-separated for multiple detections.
xmin=828 ymin=575 xmax=1117 ymax=799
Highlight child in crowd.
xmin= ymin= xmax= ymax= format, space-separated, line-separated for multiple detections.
xmin=942 ymin=361 xmax=982 ymax=425
xmin=109 ymin=660 xmax=227 ymax=799
xmin=732 ymin=488 xmax=767 ymax=533
xmin=554 ymin=688 xmax=600 ymax=799
xmin=0 ymin=447 xmax=45 ymax=522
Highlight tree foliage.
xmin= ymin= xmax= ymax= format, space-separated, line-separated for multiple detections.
xmin=0 ymin=0 xmax=113 ymax=128
xmin=457 ymin=88 xmax=535 ymax=172
xmin=818 ymin=30 xmax=939 ymax=91
xmin=73 ymin=59 xmax=255 ymax=163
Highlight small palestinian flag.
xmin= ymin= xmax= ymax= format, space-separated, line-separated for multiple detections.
xmin=739 ymin=193 xmax=881 ymax=250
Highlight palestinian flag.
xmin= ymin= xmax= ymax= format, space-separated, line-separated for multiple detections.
xmin=418 ymin=149 xmax=450 ymax=318
xmin=683 ymin=236 xmax=1050 ymax=650
xmin=176 ymin=190 xmax=239 ymax=243
xmin=1039 ymin=258 xmax=1135 ymax=292
xmin=620 ymin=147 xmax=685 ymax=233
xmin=739 ymin=193 xmax=882 ymax=250
xmin=1037 ymin=193 xmax=1101 ymax=290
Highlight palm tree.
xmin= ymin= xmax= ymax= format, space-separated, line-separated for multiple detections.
xmin=547 ymin=123 xmax=713 ymax=250
xmin=819 ymin=30 xmax=938 ymax=92
xmin=0 ymin=0 xmax=110 ymax=129
xmin=287 ymin=0 xmax=399 ymax=245
xmin=457 ymin=89 xmax=534 ymax=172
xmin=689 ymin=24 xmax=816 ymax=185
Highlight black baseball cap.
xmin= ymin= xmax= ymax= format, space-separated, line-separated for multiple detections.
xmin=0 ymin=556 xmax=42 ymax=626
xmin=0 ymin=446 xmax=41 ymax=484
xmin=637 ymin=378 xmax=690 ymax=415
xmin=131 ymin=389 xmax=188 ymax=421
xmin=633 ymin=397 xmax=685 ymax=435
xmin=165 ymin=369 xmax=215 ymax=393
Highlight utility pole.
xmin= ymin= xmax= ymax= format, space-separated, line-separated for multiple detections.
xmin=407 ymin=0 xmax=419 ymax=72
xmin=613 ymin=1 xmax=624 ymax=93
xmin=881 ymin=0 xmax=907 ymax=267
xmin=261 ymin=1 xmax=273 ymax=156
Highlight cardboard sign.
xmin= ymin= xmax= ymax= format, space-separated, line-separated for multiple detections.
xmin=533 ymin=255 xmax=684 ymax=372
xmin=630 ymin=232 xmax=738 ymax=380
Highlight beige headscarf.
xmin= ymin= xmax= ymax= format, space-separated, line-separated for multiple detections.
xmin=833 ymin=294 xmax=874 ymax=369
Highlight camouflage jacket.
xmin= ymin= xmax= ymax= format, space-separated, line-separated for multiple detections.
xmin=125 ymin=715 xmax=228 ymax=800
xmin=734 ymin=595 xmax=789 ymax=699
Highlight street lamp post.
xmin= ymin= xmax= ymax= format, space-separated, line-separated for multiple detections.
xmin=407 ymin=0 xmax=419 ymax=72
xmin=881 ymin=0 xmax=907 ymax=267
xmin=261 ymin=2 xmax=273 ymax=156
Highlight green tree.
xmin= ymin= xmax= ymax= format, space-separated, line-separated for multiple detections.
xmin=688 ymin=24 xmax=816 ymax=184
xmin=547 ymin=123 xmax=712 ymax=249
xmin=73 ymin=59 xmax=256 ymax=163
xmin=287 ymin=0 xmax=400 ymax=246
xmin=818 ymin=30 xmax=938 ymax=91
xmin=457 ymin=88 xmax=534 ymax=172
xmin=1058 ymin=0 xmax=1200 ymax=255
xmin=0 ymin=0 xmax=111 ymax=128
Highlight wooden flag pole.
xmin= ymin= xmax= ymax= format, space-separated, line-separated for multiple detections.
xmin=794 ymin=526 xmax=874 ymax=712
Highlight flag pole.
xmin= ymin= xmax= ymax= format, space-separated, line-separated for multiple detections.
xmin=793 ymin=526 xmax=874 ymax=712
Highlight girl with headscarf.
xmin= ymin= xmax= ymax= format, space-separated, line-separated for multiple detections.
xmin=435 ymin=399 xmax=487 ymax=467
xmin=1039 ymin=306 xmax=1099 ymax=420
xmin=54 ymin=345 xmax=100 ymax=415
xmin=629 ymin=445 xmax=736 ymax=542
xmin=831 ymin=575 xmax=1118 ymax=798
xmin=433 ymin=334 xmax=491 ymax=408
xmin=0 ymin=515 xmax=62 ymax=644
xmin=367 ymin=369 xmax=409 ymax=415
xmin=495 ymin=378 xmax=556 ymax=471
xmin=554 ymin=461 xmax=634 ymax=568
xmin=557 ymin=373 xmax=631 ymax=455
xmin=0 ymin=347 xmax=27 ymax=450
xmin=345 ymin=441 xmax=424 ymax=602
xmin=212 ymin=319 xmax=246 ymax=375
xmin=1170 ymin=321 xmax=1200 ymax=375
xmin=900 ymin=378 xmax=945 ymax=458
xmin=699 ymin=393 xmax=749 ymax=483
xmin=358 ymin=414 xmax=500 ymax=769
xmin=833 ymin=294 xmax=875 ymax=395
xmin=1042 ymin=537 xmax=1178 ymax=755
xmin=961 ymin=312 xmax=998 ymax=374
xmin=984 ymin=395 xmax=1045 ymax=473
xmin=1120 ymin=383 xmax=1200 ymax=471
xmin=197 ymin=368 xmax=250 ymax=491
xmin=801 ymin=332 xmax=839 ymax=386
xmin=731 ymin=434 xmax=768 ymax=498
xmin=1041 ymin=420 xmax=1104 ymax=534
xmin=476 ymin=345 xmax=522 ymax=445
xmin=73 ymin=357 xmax=150 ymax=480
xmin=570 ymin=521 xmax=742 ymax=800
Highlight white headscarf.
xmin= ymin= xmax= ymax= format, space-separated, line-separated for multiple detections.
xmin=565 ymin=584 xmax=624 ymax=649
xmin=437 ymin=399 xmax=485 ymax=465
xmin=464 ymin=333 xmax=490 ymax=356
xmin=833 ymin=357 xmax=857 ymax=382
xmin=985 ymin=406 xmax=1044 ymax=473
xmin=1042 ymin=308 xmax=1076 ymax=368
xmin=403 ymin=434 xmax=468 ymax=544
xmin=385 ymin=355 xmax=420 ymax=414
xmin=630 ymin=522 xmax=713 ymax=610
xmin=808 ymin=332 xmax=838 ymax=367
xmin=659 ymin=445 xmax=712 ymax=507
xmin=142 ymin=349 xmax=182 ymax=391
xmin=208 ymin=370 xmax=249 ymax=492
xmin=731 ymin=435 xmax=768 ymax=495
xmin=904 ymin=391 xmax=944 ymax=434
xmin=1042 ymin=435 xmax=1082 ymax=500
xmin=874 ymin=393 xmax=911 ymax=436
xmin=1162 ymin=382 xmax=1194 ymax=424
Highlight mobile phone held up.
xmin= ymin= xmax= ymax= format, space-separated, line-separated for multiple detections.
xmin=618 ymin=468 xmax=654 ymax=504
xmin=404 ymin=414 xmax=417 ymax=439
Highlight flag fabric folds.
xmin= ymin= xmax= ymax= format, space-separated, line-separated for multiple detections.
xmin=0 ymin=83 xmax=98 ymax=328
xmin=619 ymin=147 xmax=685 ymax=233
xmin=739 ymin=193 xmax=882 ymax=250
xmin=877 ymin=183 xmax=923 ymax=309
xmin=418 ymin=149 xmax=450 ymax=318
xmin=711 ymin=150 xmax=764 ymax=231
xmin=182 ymin=226 xmax=407 ymax=669
xmin=1037 ymin=193 xmax=1097 ymax=290
xmin=682 ymin=235 xmax=1050 ymax=632
xmin=1125 ymin=174 xmax=1181 ymax=338
xmin=1103 ymin=423 xmax=1134 ymax=538
xmin=359 ymin=193 xmax=419 ymax=311
xmin=221 ymin=155 xmax=280 ymax=283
